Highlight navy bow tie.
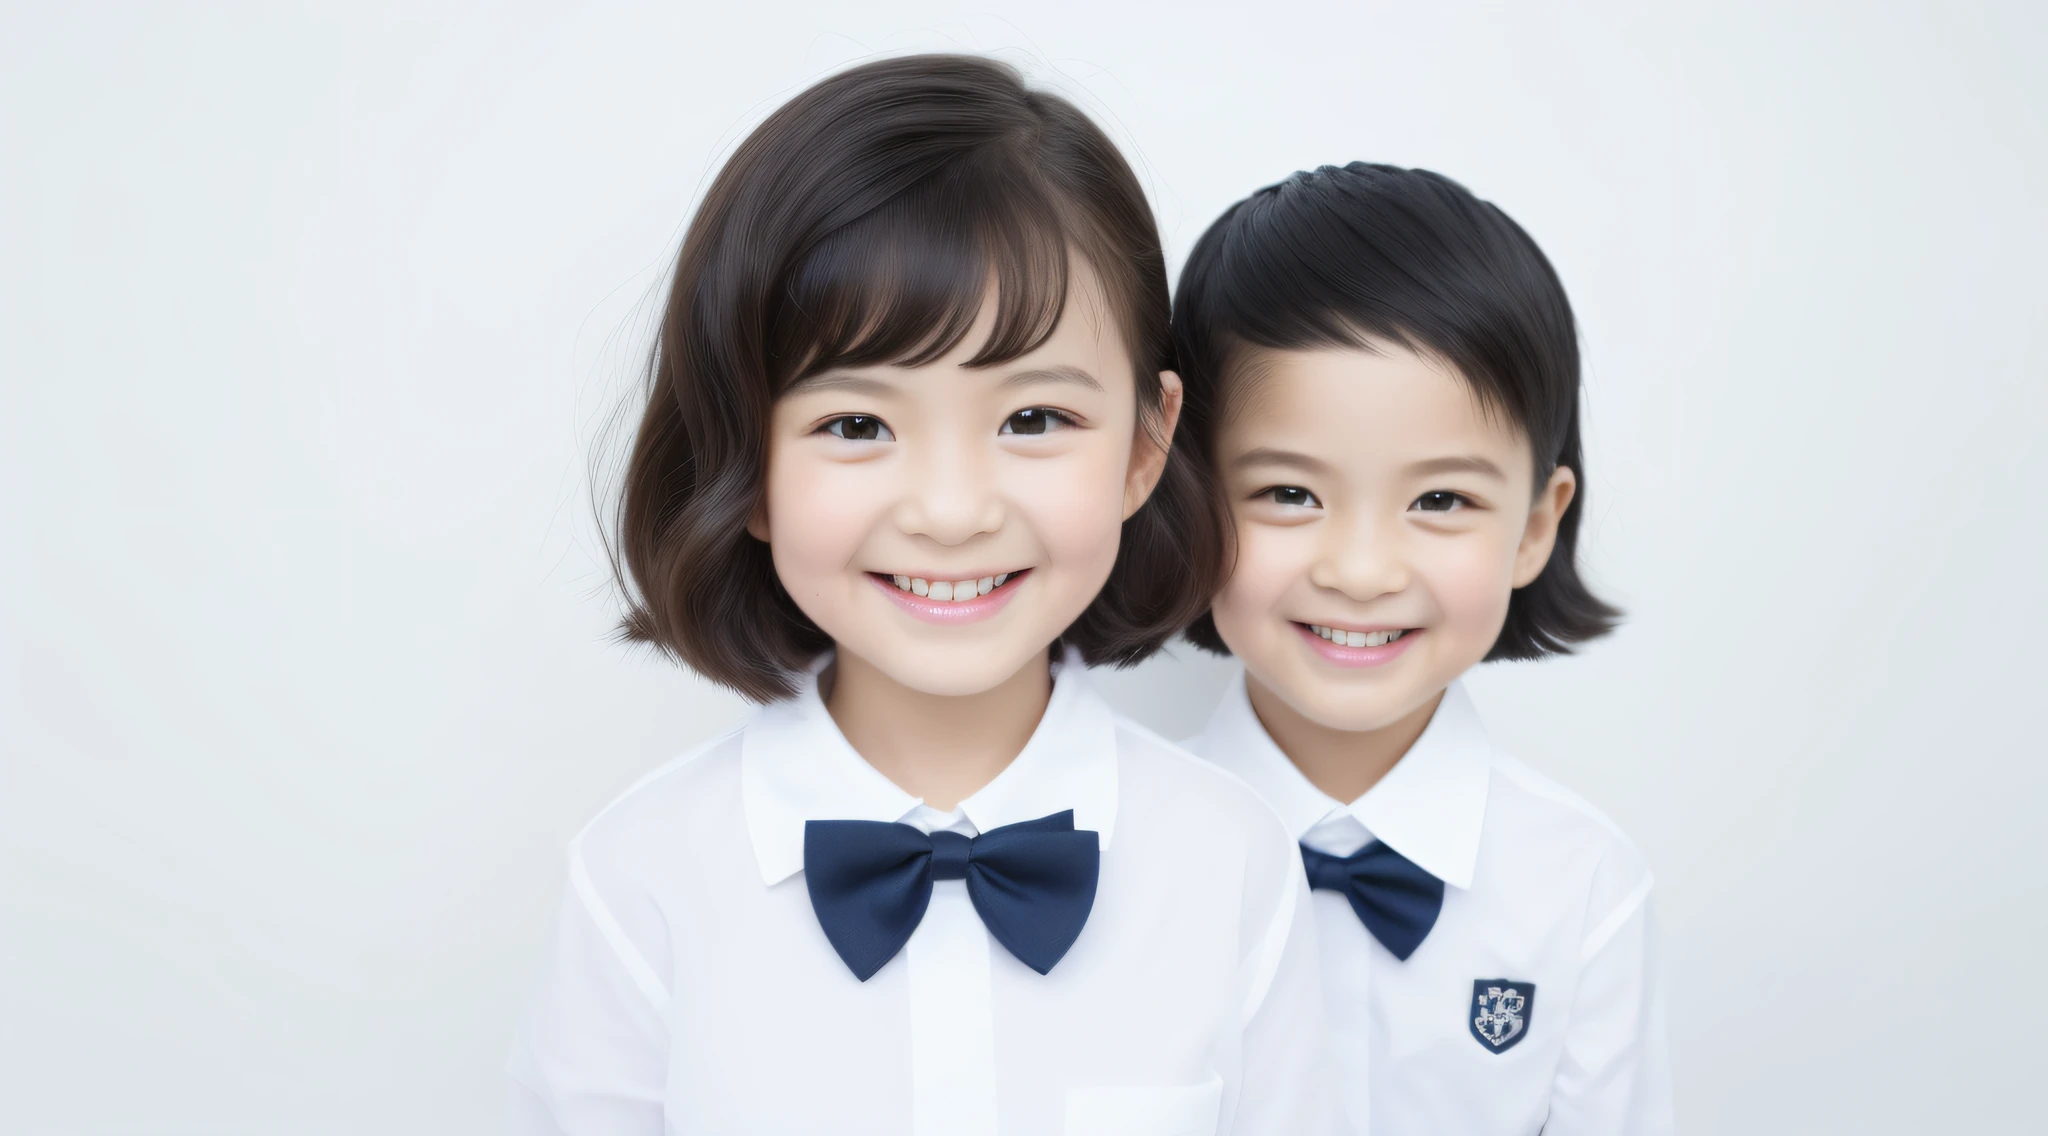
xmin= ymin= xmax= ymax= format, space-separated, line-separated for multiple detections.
xmin=803 ymin=810 xmax=1100 ymax=981
xmin=1301 ymin=841 xmax=1445 ymax=961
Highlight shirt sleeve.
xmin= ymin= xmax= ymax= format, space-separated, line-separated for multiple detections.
xmin=1221 ymin=832 xmax=1349 ymax=1136
xmin=1543 ymin=881 xmax=1676 ymax=1136
xmin=505 ymin=845 xmax=672 ymax=1136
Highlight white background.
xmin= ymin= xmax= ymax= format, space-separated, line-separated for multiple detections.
xmin=4 ymin=1 xmax=2043 ymax=1132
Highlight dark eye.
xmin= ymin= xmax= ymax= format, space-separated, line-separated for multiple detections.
xmin=823 ymin=415 xmax=892 ymax=441
xmin=1262 ymin=486 xmax=1321 ymax=508
xmin=1000 ymin=407 xmax=1075 ymax=436
xmin=1412 ymin=491 xmax=1468 ymax=513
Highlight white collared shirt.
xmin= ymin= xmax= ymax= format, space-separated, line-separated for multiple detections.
xmin=508 ymin=648 xmax=1342 ymax=1135
xmin=1186 ymin=673 xmax=1674 ymax=1136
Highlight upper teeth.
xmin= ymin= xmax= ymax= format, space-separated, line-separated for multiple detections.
xmin=891 ymin=573 xmax=1008 ymax=602
xmin=1311 ymin=625 xmax=1405 ymax=648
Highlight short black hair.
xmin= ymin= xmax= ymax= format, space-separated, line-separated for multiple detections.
xmin=1173 ymin=162 xmax=1619 ymax=660
xmin=611 ymin=54 xmax=1223 ymax=701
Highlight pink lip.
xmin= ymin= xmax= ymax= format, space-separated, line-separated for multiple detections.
xmin=870 ymin=570 xmax=1029 ymax=625
xmin=1293 ymin=621 xmax=1423 ymax=668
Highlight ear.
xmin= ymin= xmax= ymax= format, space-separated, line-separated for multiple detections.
xmin=1123 ymin=371 xmax=1184 ymax=519
xmin=745 ymin=497 xmax=770 ymax=543
xmin=1511 ymin=465 xmax=1577 ymax=588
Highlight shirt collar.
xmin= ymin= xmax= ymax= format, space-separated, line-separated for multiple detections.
xmin=741 ymin=644 xmax=1119 ymax=886
xmin=1196 ymin=670 xmax=1493 ymax=890
xmin=1197 ymin=671 xmax=1347 ymax=846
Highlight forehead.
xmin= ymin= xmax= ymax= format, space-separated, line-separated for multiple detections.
xmin=974 ymin=257 xmax=1124 ymax=370
xmin=1221 ymin=344 xmax=1530 ymax=470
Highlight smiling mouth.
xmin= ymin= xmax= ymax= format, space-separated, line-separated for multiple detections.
xmin=1304 ymin=623 xmax=1414 ymax=648
xmin=872 ymin=569 xmax=1030 ymax=604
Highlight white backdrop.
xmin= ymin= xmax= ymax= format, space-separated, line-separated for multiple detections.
xmin=4 ymin=1 xmax=2043 ymax=1132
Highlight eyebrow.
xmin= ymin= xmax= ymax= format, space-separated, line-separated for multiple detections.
xmin=1231 ymin=449 xmax=1509 ymax=481
xmin=783 ymin=372 xmax=897 ymax=397
xmin=1404 ymin=455 xmax=1508 ymax=479
xmin=785 ymin=364 xmax=1104 ymax=398
xmin=1000 ymin=364 xmax=1103 ymax=393
xmin=1231 ymin=447 xmax=1334 ymax=476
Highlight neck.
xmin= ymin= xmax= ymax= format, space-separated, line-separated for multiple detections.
xmin=1246 ymin=676 xmax=1445 ymax=804
xmin=825 ymin=647 xmax=1054 ymax=812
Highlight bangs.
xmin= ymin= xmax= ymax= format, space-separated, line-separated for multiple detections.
xmin=1206 ymin=189 xmax=1530 ymax=434
xmin=766 ymin=154 xmax=1079 ymax=388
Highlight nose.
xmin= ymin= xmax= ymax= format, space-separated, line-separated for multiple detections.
xmin=1308 ymin=510 xmax=1408 ymax=602
xmin=893 ymin=436 xmax=1004 ymax=545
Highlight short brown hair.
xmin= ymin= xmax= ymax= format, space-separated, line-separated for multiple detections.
xmin=611 ymin=54 xmax=1223 ymax=700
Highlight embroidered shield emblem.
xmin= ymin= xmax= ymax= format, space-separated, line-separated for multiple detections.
xmin=1470 ymin=979 xmax=1536 ymax=1053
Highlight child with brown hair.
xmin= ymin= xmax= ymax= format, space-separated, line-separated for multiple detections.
xmin=508 ymin=56 xmax=1340 ymax=1136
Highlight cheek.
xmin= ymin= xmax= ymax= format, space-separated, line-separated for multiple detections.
xmin=763 ymin=451 xmax=878 ymax=581
xmin=1211 ymin=520 xmax=1307 ymax=636
xmin=1012 ymin=444 xmax=1129 ymax=578
xmin=1418 ymin=527 xmax=1519 ymax=634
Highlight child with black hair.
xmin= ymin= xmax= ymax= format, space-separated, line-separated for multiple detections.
xmin=1176 ymin=163 xmax=1674 ymax=1135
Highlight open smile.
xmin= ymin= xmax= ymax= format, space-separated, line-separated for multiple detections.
xmin=1293 ymin=620 xmax=1422 ymax=667
xmin=869 ymin=568 xmax=1031 ymax=625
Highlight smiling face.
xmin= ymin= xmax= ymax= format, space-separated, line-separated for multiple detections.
xmin=1209 ymin=342 xmax=1576 ymax=733
xmin=753 ymin=262 xmax=1178 ymax=697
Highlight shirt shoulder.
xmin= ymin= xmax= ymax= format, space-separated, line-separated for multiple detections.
xmin=1114 ymin=714 xmax=1309 ymax=968
xmin=571 ymin=725 xmax=748 ymax=891
xmin=1112 ymin=714 xmax=1301 ymax=863
xmin=1483 ymin=749 xmax=1655 ymax=942
xmin=1485 ymin=751 xmax=1648 ymax=867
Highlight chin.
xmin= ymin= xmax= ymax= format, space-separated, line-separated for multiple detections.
xmin=1296 ymin=689 xmax=1418 ymax=734
xmin=1256 ymin=658 xmax=1431 ymax=734
xmin=858 ymin=637 xmax=1049 ymax=698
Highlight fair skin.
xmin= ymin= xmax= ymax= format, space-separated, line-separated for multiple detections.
xmin=1210 ymin=342 xmax=1575 ymax=803
xmin=750 ymin=263 xmax=1180 ymax=809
